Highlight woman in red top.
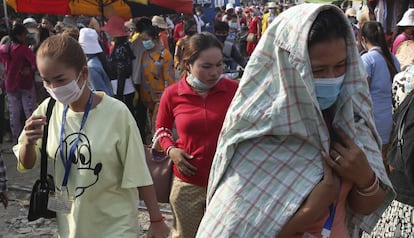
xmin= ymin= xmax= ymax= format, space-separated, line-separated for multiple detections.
xmin=155 ymin=32 xmax=238 ymax=238
xmin=0 ymin=24 xmax=37 ymax=143
xmin=246 ymin=8 xmax=261 ymax=56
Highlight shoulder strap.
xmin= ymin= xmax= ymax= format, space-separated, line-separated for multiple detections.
xmin=40 ymin=98 xmax=56 ymax=182
xmin=396 ymin=90 xmax=414 ymax=150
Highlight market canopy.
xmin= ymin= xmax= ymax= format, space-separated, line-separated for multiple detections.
xmin=6 ymin=0 xmax=193 ymax=18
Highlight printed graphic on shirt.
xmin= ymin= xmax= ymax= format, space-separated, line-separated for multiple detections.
xmin=54 ymin=132 xmax=102 ymax=198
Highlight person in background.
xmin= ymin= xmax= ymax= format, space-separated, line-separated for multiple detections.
xmin=360 ymin=21 xmax=400 ymax=160
xmin=14 ymin=34 xmax=169 ymax=238
xmin=246 ymin=7 xmax=261 ymax=56
xmin=174 ymin=19 xmax=196 ymax=78
xmin=140 ymin=25 xmax=175 ymax=138
xmin=362 ymin=40 xmax=414 ymax=238
xmin=155 ymin=32 xmax=238 ymax=238
xmin=32 ymin=26 xmax=50 ymax=104
xmin=152 ymin=15 xmax=170 ymax=51
xmin=197 ymin=4 xmax=394 ymax=238
xmin=193 ymin=7 xmax=204 ymax=34
xmin=41 ymin=15 xmax=55 ymax=35
xmin=226 ymin=13 xmax=238 ymax=42
xmin=213 ymin=21 xmax=246 ymax=71
xmin=78 ymin=28 xmax=113 ymax=96
xmin=261 ymin=2 xmax=278 ymax=35
xmin=22 ymin=17 xmax=38 ymax=49
xmin=0 ymin=24 xmax=37 ymax=143
xmin=0 ymin=153 xmax=8 ymax=209
xmin=130 ymin=17 xmax=152 ymax=143
xmin=214 ymin=7 xmax=224 ymax=22
xmin=392 ymin=8 xmax=414 ymax=54
xmin=195 ymin=6 xmax=209 ymax=32
xmin=101 ymin=16 xmax=136 ymax=114
xmin=62 ymin=27 xmax=80 ymax=41
xmin=345 ymin=8 xmax=359 ymax=39
xmin=222 ymin=3 xmax=234 ymax=22
xmin=173 ymin=15 xmax=186 ymax=43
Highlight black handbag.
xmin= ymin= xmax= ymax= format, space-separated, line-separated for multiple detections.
xmin=28 ymin=98 xmax=57 ymax=221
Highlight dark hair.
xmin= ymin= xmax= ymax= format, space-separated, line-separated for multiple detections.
xmin=10 ymin=23 xmax=27 ymax=43
xmin=214 ymin=21 xmax=229 ymax=33
xmin=141 ymin=25 xmax=159 ymax=39
xmin=360 ymin=21 xmax=398 ymax=80
xmin=135 ymin=17 xmax=152 ymax=33
xmin=180 ymin=32 xmax=223 ymax=71
xmin=184 ymin=19 xmax=196 ymax=35
xmin=33 ymin=26 xmax=50 ymax=53
xmin=37 ymin=34 xmax=86 ymax=73
xmin=308 ymin=10 xmax=348 ymax=48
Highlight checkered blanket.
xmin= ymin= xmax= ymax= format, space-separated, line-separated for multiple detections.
xmin=197 ymin=3 xmax=395 ymax=238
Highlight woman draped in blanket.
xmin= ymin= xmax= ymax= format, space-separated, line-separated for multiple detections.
xmin=196 ymin=4 xmax=395 ymax=238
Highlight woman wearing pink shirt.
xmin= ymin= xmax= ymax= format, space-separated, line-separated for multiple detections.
xmin=0 ymin=24 xmax=37 ymax=143
xmin=392 ymin=8 xmax=414 ymax=54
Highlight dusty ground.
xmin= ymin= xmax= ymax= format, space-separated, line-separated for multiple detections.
xmin=0 ymin=142 xmax=173 ymax=238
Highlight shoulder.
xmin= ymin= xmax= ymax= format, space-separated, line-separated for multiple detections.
xmin=361 ymin=51 xmax=377 ymax=63
xmin=219 ymin=78 xmax=239 ymax=91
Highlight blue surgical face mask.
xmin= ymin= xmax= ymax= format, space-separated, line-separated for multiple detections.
xmin=229 ymin=22 xmax=237 ymax=29
xmin=314 ymin=74 xmax=345 ymax=110
xmin=188 ymin=73 xmax=211 ymax=90
xmin=142 ymin=40 xmax=155 ymax=50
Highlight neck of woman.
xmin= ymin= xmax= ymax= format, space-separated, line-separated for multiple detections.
xmin=69 ymin=89 xmax=92 ymax=112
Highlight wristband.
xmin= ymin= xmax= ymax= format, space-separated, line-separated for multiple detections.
xmin=166 ymin=146 xmax=175 ymax=157
xmin=150 ymin=216 xmax=165 ymax=223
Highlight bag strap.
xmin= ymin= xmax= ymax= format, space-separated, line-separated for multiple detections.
xmin=396 ymin=90 xmax=414 ymax=150
xmin=40 ymin=98 xmax=56 ymax=182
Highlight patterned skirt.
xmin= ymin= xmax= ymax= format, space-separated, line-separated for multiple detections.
xmin=362 ymin=200 xmax=414 ymax=238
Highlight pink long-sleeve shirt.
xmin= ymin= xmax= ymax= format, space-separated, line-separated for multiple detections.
xmin=0 ymin=42 xmax=36 ymax=93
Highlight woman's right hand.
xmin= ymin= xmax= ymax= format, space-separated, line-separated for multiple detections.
xmin=169 ymin=148 xmax=197 ymax=176
xmin=23 ymin=115 xmax=46 ymax=145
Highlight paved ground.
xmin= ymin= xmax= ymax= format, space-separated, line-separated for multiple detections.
xmin=0 ymin=142 xmax=173 ymax=238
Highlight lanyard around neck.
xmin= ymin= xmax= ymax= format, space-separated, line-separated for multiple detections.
xmin=59 ymin=91 xmax=93 ymax=188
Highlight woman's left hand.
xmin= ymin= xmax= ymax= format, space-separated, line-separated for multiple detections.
xmin=147 ymin=221 xmax=170 ymax=238
xmin=324 ymin=125 xmax=374 ymax=188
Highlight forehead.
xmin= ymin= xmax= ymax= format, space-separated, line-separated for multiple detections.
xmin=194 ymin=47 xmax=222 ymax=63
xmin=37 ymin=56 xmax=74 ymax=77
xmin=309 ymin=39 xmax=347 ymax=67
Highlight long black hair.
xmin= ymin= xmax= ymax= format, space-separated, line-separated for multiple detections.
xmin=360 ymin=21 xmax=398 ymax=80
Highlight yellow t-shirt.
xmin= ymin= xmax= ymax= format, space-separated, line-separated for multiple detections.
xmin=14 ymin=93 xmax=153 ymax=238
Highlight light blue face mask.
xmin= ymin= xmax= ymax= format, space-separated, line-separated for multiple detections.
xmin=229 ymin=22 xmax=237 ymax=29
xmin=188 ymin=73 xmax=211 ymax=90
xmin=314 ymin=74 xmax=345 ymax=110
xmin=142 ymin=40 xmax=155 ymax=50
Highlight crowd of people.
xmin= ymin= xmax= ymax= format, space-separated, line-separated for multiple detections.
xmin=1 ymin=1 xmax=414 ymax=237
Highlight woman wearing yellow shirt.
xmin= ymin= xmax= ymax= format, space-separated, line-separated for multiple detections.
xmin=140 ymin=25 xmax=175 ymax=136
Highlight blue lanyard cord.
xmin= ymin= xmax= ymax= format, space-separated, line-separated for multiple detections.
xmin=321 ymin=180 xmax=342 ymax=238
xmin=59 ymin=91 xmax=94 ymax=188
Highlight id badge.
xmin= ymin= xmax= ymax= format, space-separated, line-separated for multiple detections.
xmin=47 ymin=194 xmax=73 ymax=214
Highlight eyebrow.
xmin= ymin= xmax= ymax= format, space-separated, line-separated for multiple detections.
xmin=312 ymin=58 xmax=347 ymax=68
xmin=42 ymin=74 xmax=65 ymax=81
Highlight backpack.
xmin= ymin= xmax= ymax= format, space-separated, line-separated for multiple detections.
xmin=388 ymin=89 xmax=414 ymax=187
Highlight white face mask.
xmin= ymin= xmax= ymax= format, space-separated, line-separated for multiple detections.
xmin=44 ymin=71 xmax=86 ymax=105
